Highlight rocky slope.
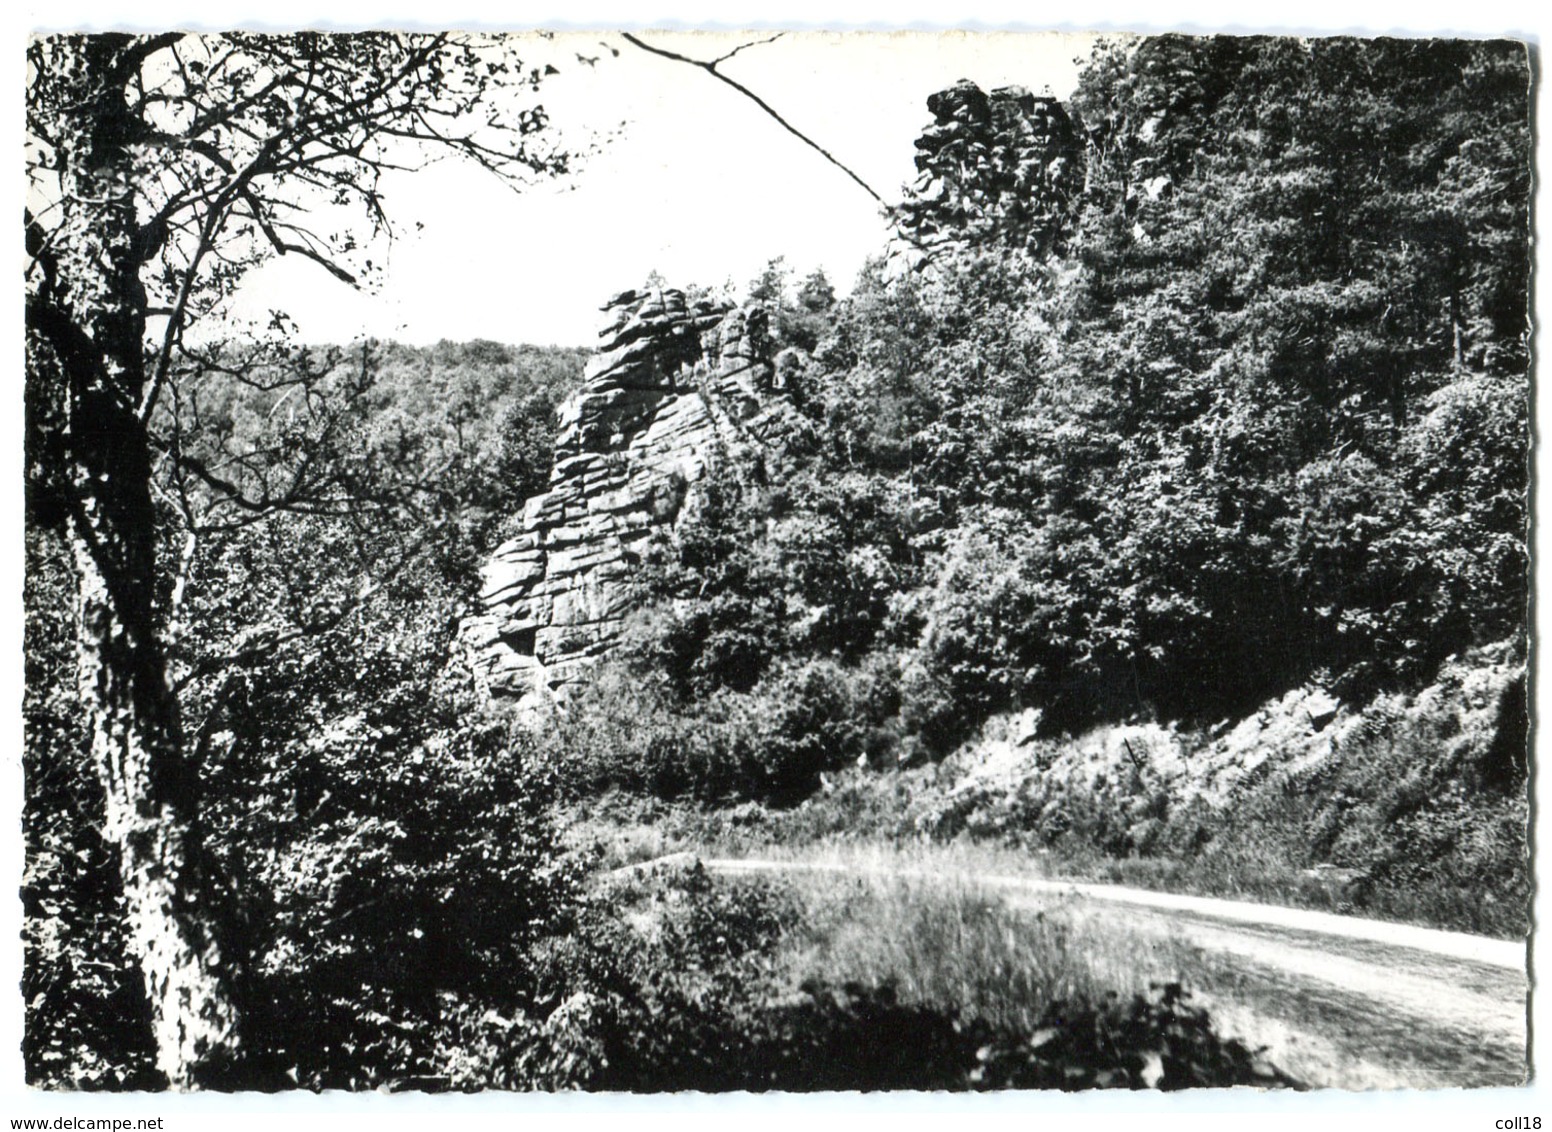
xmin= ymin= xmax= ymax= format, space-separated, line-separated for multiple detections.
xmin=913 ymin=641 xmax=1527 ymax=883
xmin=461 ymin=285 xmax=797 ymax=713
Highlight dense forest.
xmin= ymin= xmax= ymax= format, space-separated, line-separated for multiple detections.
xmin=23 ymin=35 xmax=1530 ymax=1090
xmin=559 ymin=37 xmax=1529 ymax=790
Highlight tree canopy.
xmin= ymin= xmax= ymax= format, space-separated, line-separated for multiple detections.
xmin=596 ymin=36 xmax=1530 ymax=786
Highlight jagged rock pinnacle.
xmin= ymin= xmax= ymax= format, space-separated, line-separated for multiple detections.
xmin=459 ymin=284 xmax=795 ymax=714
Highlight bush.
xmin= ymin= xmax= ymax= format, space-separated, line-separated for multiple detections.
xmin=546 ymin=655 xmax=902 ymax=805
xmin=972 ymin=983 xmax=1293 ymax=1090
xmin=202 ymin=691 xmax=585 ymax=1089
xmin=896 ymin=650 xmax=1528 ymax=937
xmin=628 ymin=463 xmax=921 ymax=702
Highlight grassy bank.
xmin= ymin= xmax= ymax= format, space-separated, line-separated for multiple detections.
xmin=543 ymin=854 xmax=1297 ymax=1091
xmin=558 ymin=644 xmax=1528 ymax=941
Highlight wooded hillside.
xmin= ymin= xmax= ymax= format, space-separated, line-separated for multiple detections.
xmin=22 ymin=33 xmax=1530 ymax=1090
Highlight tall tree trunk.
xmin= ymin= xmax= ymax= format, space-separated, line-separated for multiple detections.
xmin=1451 ymin=285 xmax=1465 ymax=375
xmin=51 ymin=34 xmax=242 ymax=1089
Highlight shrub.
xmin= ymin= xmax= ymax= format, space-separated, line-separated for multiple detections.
xmin=204 ymin=699 xmax=585 ymax=1089
xmin=894 ymin=650 xmax=1528 ymax=936
xmin=547 ymin=656 xmax=902 ymax=805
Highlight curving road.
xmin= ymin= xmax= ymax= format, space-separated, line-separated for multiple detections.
xmin=671 ymin=855 xmax=1530 ymax=1089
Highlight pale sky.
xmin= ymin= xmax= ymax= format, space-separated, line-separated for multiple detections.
xmin=224 ymin=31 xmax=1097 ymax=347
xmin=23 ymin=3 xmax=1544 ymax=355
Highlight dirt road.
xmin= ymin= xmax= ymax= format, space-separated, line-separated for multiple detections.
xmin=694 ymin=856 xmax=1529 ymax=1089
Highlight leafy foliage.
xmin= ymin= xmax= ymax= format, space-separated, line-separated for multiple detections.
xmin=747 ymin=258 xmax=838 ymax=354
xmin=567 ymin=44 xmax=1528 ymax=810
xmin=161 ymin=342 xmax=587 ymax=1087
xmin=881 ymin=648 xmax=1529 ymax=937
xmin=25 ymin=30 xmax=583 ymax=1086
xmin=549 ymin=654 xmax=901 ymax=805
xmin=24 ymin=31 xmax=1531 ymax=1088
xmin=212 ymin=702 xmax=583 ymax=1088
xmin=629 ymin=460 xmax=921 ymax=699
xmin=25 ymin=331 xmax=587 ymax=1088
xmin=837 ymin=38 xmax=1526 ymax=738
xmin=971 ymin=982 xmax=1293 ymax=1090
xmin=462 ymin=866 xmax=1295 ymax=1091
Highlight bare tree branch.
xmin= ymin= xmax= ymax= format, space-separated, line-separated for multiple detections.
xmin=710 ymin=32 xmax=786 ymax=67
xmin=620 ymin=31 xmax=885 ymax=207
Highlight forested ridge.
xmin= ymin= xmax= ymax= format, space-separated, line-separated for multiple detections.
xmin=23 ymin=33 xmax=1530 ymax=1090
xmin=564 ymin=36 xmax=1530 ymax=784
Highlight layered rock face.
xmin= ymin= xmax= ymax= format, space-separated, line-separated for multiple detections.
xmin=927 ymin=641 xmax=1526 ymax=840
xmin=462 ymin=285 xmax=791 ymax=712
xmin=895 ymin=79 xmax=1080 ymax=259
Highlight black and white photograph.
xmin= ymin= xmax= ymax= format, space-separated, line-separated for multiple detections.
xmin=11 ymin=4 xmax=1540 ymax=1117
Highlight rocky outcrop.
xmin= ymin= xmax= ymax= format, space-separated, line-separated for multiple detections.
xmin=916 ymin=642 xmax=1527 ymax=850
xmin=461 ymin=285 xmax=794 ymax=712
xmin=895 ymin=79 xmax=1080 ymax=259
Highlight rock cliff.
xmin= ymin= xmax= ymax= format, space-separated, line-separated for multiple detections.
xmin=464 ymin=79 xmax=1078 ymax=713
xmin=461 ymin=285 xmax=794 ymax=712
xmin=895 ymin=79 xmax=1080 ymax=258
